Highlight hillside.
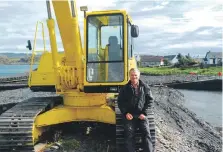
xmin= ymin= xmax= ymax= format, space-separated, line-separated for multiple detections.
xmin=0 ymin=53 xmax=32 ymax=58
xmin=0 ymin=53 xmax=40 ymax=65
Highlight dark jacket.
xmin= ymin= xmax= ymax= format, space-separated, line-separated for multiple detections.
xmin=117 ymin=79 xmax=154 ymax=117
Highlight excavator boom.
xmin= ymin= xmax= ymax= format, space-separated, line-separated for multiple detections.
xmin=47 ymin=0 xmax=83 ymax=91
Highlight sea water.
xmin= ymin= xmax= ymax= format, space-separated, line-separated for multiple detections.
xmin=0 ymin=64 xmax=38 ymax=77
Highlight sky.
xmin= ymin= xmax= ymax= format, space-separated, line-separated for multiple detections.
xmin=0 ymin=0 xmax=222 ymax=57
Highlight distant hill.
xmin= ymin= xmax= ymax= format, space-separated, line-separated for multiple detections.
xmin=0 ymin=53 xmax=32 ymax=59
xmin=0 ymin=55 xmax=10 ymax=64
xmin=0 ymin=53 xmax=40 ymax=65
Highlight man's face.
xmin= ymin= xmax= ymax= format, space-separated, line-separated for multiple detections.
xmin=130 ymin=71 xmax=139 ymax=84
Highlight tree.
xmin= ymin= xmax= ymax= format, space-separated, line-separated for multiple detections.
xmin=163 ymin=59 xmax=171 ymax=66
xmin=177 ymin=53 xmax=183 ymax=60
xmin=185 ymin=53 xmax=191 ymax=59
xmin=176 ymin=53 xmax=187 ymax=66
xmin=175 ymin=53 xmax=198 ymax=67
xmin=185 ymin=53 xmax=194 ymax=63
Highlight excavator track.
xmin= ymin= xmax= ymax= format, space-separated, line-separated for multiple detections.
xmin=115 ymin=101 xmax=156 ymax=152
xmin=0 ymin=96 xmax=62 ymax=152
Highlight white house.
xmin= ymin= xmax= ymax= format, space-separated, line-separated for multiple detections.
xmin=203 ymin=51 xmax=222 ymax=65
xmin=140 ymin=55 xmax=164 ymax=67
xmin=164 ymin=55 xmax=178 ymax=64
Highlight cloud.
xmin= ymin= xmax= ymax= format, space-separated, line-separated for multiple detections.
xmin=181 ymin=7 xmax=223 ymax=29
xmin=0 ymin=0 xmax=222 ymax=57
xmin=197 ymin=30 xmax=212 ymax=35
xmin=0 ymin=2 xmax=11 ymax=8
xmin=141 ymin=5 xmax=164 ymax=12
xmin=141 ymin=1 xmax=169 ymax=11
xmin=164 ymin=41 xmax=222 ymax=49
xmin=136 ymin=16 xmax=172 ymax=28
xmin=134 ymin=1 xmax=223 ymax=35
xmin=76 ymin=0 xmax=117 ymax=9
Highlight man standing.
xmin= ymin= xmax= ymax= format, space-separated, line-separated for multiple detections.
xmin=117 ymin=68 xmax=154 ymax=152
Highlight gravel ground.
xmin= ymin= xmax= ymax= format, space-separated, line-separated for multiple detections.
xmin=0 ymin=75 xmax=222 ymax=152
xmin=151 ymin=87 xmax=222 ymax=152
xmin=0 ymin=88 xmax=58 ymax=105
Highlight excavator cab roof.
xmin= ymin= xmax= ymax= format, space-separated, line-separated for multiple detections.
xmin=86 ymin=9 xmax=133 ymax=24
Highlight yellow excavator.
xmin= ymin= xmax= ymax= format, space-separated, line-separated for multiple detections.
xmin=0 ymin=0 xmax=155 ymax=151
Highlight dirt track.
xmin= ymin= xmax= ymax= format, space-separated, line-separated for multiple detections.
xmin=0 ymin=75 xmax=222 ymax=152
xmin=151 ymin=87 xmax=222 ymax=152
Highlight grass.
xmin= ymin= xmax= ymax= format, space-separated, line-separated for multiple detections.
xmin=57 ymin=138 xmax=80 ymax=151
xmin=10 ymin=58 xmax=20 ymax=62
xmin=139 ymin=66 xmax=222 ymax=76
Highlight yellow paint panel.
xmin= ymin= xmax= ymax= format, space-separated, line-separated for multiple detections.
xmin=96 ymin=16 xmax=109 ymax=25
xmin=63 ymin=90 xmax=107 ymax=106
xmin=35 ymin=105 xmax=115 ymax=127
xmin=29 ymin=52 xmax=64 ymax=87
xmin=87 ymin=10 xmax=127 ymax=16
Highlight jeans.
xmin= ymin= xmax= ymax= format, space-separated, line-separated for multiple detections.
xmin=123 ymin=116 xmax=153 ymax=152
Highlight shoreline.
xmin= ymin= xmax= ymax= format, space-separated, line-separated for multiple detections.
xmin=151 ymin=86 xmax=222 ymax=152
xmin=0 ymin=73 xmax=221 ymax=80
xmin=0 ymin=75 xmax=222 ymax=151
xmin=0 ymin=87 xmax=221 ymax=151
xmin=141 ymin=74 xmax=222 ymax=91
xmin=0 ymin=74 xmax=221 ymax=91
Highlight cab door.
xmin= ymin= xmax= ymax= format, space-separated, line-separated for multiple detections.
xmin=84 ymin=11 xmax=128 ymax=93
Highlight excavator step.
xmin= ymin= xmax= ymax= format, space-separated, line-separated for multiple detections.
xmin=0 ymin=96 xmax=62 ymax=152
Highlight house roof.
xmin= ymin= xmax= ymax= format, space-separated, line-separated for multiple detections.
xmin=140 ymin=55 xmax=163 ymax=62
xmin=206 ymin=51 xmax=222 ymax=58
xmin=164 ymin=55 xmax=176 ymax=61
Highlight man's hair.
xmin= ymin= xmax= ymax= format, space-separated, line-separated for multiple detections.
xmin=129 ymin=68 xmax=140 ymax=76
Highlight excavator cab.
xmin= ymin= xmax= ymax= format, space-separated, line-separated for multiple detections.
xmin=84 ymin=10 xmax=139 ymax=93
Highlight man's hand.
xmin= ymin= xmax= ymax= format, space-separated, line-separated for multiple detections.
xmin=126 ymin=113 xmax=133 ymax=120
xmin=138 ymin=114 xmax=146 ymax=120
